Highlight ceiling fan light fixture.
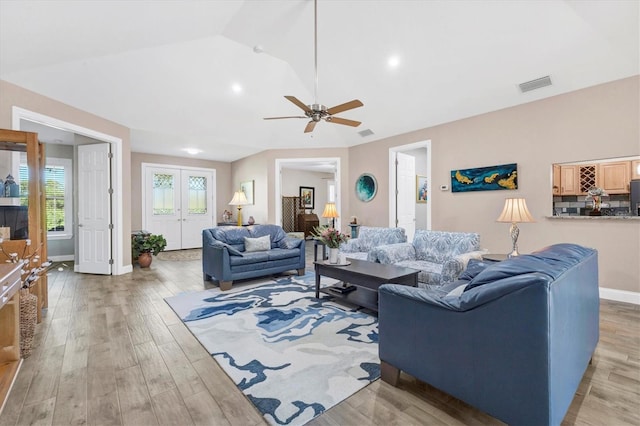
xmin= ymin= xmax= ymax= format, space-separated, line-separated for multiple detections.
xmin=262 ymin=0 xmax=364 ymax=133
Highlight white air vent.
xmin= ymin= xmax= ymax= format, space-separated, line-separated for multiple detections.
xmin=358 ymin=129 xmax=374 ymax=137
xmin=519 ymin=75 xmax=552 ymax=93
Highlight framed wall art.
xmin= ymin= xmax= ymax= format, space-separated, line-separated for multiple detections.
xmin=451 ymin=163 xmax=518 ymax=193
xmin=240 ymin=180 xmax=254 ymax=205
xmin=299 ymin=186 xmax=315 ymax=210
xmin=416 ymin=175 xmax=428 ymax=203
xmin=355 ymin=173 xmax=377 ymax=202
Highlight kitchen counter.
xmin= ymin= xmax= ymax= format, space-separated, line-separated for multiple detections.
xmin=546 ymin=215 xmax=640 ymax=220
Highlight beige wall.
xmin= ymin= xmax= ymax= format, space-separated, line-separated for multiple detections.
xmin=0 ymin=80 xmax=133 ymax=266
xmin=130 ymin=152 xmax=232 ymax=230
xmin=348 ymin=76 xmax=640 ymax=293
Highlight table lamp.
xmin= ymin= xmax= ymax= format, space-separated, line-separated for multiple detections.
xmin=229 ymin=191 xmax=249 ymax=226
xmin=496 ymin=198 xmax=535 ymax=257
xmin=322 ymin=202 xmax=339 ymax=228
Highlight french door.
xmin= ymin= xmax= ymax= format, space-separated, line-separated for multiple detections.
xmin=143 ymin=165 xmax=215 ymax=251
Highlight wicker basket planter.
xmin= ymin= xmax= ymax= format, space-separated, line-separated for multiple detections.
xmin=19 ymin=288 xmax=37 ymax=358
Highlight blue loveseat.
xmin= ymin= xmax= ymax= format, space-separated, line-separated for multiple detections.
xmin=378 ymin=243 xmax=599 ymax=426
xmin=202 ymin=224 xmax=305 ymax=291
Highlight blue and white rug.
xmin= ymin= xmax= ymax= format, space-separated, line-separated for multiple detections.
xmin=165 ymin=273 xmax=380 ymax=426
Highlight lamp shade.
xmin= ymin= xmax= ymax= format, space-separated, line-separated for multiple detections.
xmin=229 ymin=191 xmax=248 ymax=206
xmin=496 ymin=198 xmax=535 ymax=223
xmin=322 ymin=202 xmax=339 ymax=218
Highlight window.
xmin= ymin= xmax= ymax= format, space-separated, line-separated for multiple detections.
xmin=20 ymin=157 xmax=73 ymax=239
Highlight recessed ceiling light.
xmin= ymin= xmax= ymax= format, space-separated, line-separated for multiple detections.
xmin=388 ymin=56 xmax=400 ymax=68
xmin=231 ymin=83 xmax=243 ymax=94
xmin=183 ymin=148 xmax=202 ymax=155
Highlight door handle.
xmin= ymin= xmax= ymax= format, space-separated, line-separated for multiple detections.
xmin=78 ymin=224 xmax=83 ymax=227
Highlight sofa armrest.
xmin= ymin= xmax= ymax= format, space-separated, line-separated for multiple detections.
xmin=202 ymin=240 xmax=237 ymax=281
xmin=370 ymin=242 xmax=416 ymax=264
xmin=440 ymin=250 xmax=488 ymax=283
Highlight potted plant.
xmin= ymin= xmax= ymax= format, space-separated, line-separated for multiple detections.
xmin=312 ymin=225 xmax=349 ymax=264
xmin=132 ymin=233 xmax=167 ymax=268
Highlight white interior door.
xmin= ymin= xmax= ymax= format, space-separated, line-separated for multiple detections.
xmin=143 ymin=165 xmax=214 ymax=251
xmin=145 ymin=167 xmax=181 ymax=251
xmin=396 ymin=152 xmax=416 ymax=241
xmin=77 ymin=143 xmax=112 ymax=274
xmin=180 ymin=170 xmax=214 ymax=249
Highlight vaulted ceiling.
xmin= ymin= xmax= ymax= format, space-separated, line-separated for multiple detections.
xmin=1 ymin=1 xmax=638 ymax=162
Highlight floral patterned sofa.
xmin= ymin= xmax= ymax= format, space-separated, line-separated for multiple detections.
xmin=338 ymin=226 xmax=407 ymax=261
xmin=371 ymin=230 xmax=485 ymax=288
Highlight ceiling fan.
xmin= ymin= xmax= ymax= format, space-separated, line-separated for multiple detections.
xmin=264 ymin=0 xmax=363 ymax=133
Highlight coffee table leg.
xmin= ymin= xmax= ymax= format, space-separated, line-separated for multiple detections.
xmin=315 ymin=265 xmax=321 ymax=298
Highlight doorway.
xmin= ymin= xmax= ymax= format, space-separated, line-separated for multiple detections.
xmin=389 ymin=140 xmax=431 ymax=241
xmin=12 ymin=106 xmax=129 ymax=274
xmin=142 ymin=163 xmax=216 ymax=251
xmin=275 ymin=158 xmax=341 ymax=230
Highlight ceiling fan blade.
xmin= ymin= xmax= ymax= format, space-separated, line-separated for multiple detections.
xmin=304 ymin=121 xmax=317 ymax=133
xmin=326 ymin=99 xmax=363 ymax=115
xmin=326 ymin=116 xmax=361 ymax=127
xmin=285 ymin=96 xmax=312 ymax=113
xmin=264 ymin=116 xmax=307 ymax=120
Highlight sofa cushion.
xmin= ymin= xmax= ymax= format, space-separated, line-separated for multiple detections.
xmin=267 ymin=248 xmax=300 ymax=261
xmin=248 ymin=224 xmax=287 ymax=249
xmin=464 ymin=244 xmax=593 ymax=292
xmin=210 ymin=227 xmax=251 ymax=245
xmin=458 ymin=259 xmax=490 ymax=281
xmin=229 ymin=251 xmax=270 ymax=266
xmin=413 ymin=230 xmax=480 ymax=263
xmin=278 ymin=238 xmax=303 ymax=250
xmin=357 ymin=226 xmax=407 ymax=251
xmin=244 ymin=235 xmax=271 ymax=252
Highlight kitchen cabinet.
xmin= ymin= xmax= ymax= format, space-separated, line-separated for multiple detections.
xmin=632 ymin=160 xmax=640 ymax=180
xmin=598 ymin=161 xmax=631 ymax=194
xmin=559 ymin=165 xmax=579 ymax=195
xmin=577 ymin=164 xmax=598 ymax=195
xmin=552 ymin=164 xmax=561 ymax=195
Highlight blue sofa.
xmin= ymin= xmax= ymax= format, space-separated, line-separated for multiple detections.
xmin=378 ymin=243 xmax=599 ymax=426
xmin=202 ymin=224 xmax=305 ymax=291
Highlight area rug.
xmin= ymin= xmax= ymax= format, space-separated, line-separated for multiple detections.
xmin=165 ymin=273 xmax=380 ymax=426
xmin=156 ymin=249 xmax=201 ymax=261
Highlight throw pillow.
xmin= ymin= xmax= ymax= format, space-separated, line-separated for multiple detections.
xmin=244 ymin=235 xmax=271 ymax=252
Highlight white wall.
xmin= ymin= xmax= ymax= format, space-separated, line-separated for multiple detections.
xmin=281 ymin=168 xmax=334 ymax=224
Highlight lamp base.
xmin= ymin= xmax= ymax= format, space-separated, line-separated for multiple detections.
xmin=237 ymin=207 xmax=243 ymax=226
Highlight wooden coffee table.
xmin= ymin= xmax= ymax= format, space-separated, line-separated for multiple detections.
xmin=314 ymin=258 xmax=419 ymax=312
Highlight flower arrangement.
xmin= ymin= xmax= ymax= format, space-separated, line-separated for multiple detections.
xmin=312 ymin=225 xmax=350 ymax=249
xmin=585 ymin=187 xmax=608 ymax=214
xmin=0 ymin=238 xmax=51 ymax=289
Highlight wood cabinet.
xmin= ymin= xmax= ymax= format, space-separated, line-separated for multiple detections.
xmin=598 ymin=161 xmax=631 ymax=194
xmin=559 ymin=165 xmax=579 ymax=195
xmin=0 ymin=263 xmax=24 ymax=412
xmin=631 ymin=160 xmax=640 ymax=180
xmin=0 ymin=130 xmax=47 ymax=323
xmin=297 ymin=213 xmax=319 ymax=239
xmin=552 ymin=164 xmax=561 ymax=195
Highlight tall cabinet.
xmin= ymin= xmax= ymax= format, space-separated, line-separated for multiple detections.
xmin=0 ymin=129 xmax=47 ymax=410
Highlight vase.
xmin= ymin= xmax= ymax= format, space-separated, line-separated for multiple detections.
xmin=19 ymin=288 xmax=37 ymax=358
xmin=328 ymin=248 xmax=339 ymax=264
xmin=138 ymin=252 xmax=153 ymax=268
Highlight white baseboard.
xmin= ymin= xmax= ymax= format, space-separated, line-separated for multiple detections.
xmin=48 ymin=255 xmax=74 ymax=262
xmin=599 ymin=287 xmax=640 ymax=305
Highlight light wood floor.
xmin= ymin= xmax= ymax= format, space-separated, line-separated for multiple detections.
xmin=1 ymin=245 xmax=639 ymax=426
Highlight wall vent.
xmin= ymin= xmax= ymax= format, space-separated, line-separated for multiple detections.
xmin=358 ymin=128 xmax=374 ymax=137
xmin=519 ymin=75 xmax=552 ymax=93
